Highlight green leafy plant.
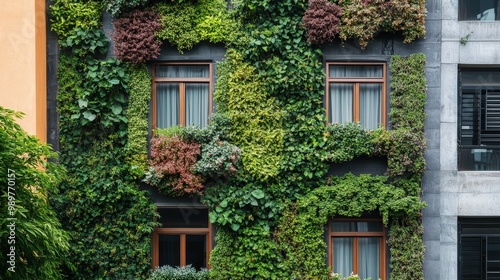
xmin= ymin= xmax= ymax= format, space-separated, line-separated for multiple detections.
xmin=103 ymin=0 xmax=150 ymax=17
xmin=275 ymin=174 xmax=425 ymax=279
xmin=0 ymin=107 xmax=71 ymax=280
xmin=149 ymin=265 xmax=210 ymax=280
xmin=49 ymin=0 xmax=102 ymax=39
xmin=70 ymin=58 xmax=129 ymax=131
xmin=126 ymin=64 xmax=152 ymax=178
xmin=323 ymin=122 xmax=374 ymax=163
xmin=155 ymin=0 xmax=239 ymax=53
xmin=335 ymin=0 xmax=426 ymax=49
xmin=193 ymin=139 xmax=242 ymax=179
xmin=59 ymin=27 xmax=109 ymax=58
xmin=214 ymin=52 xmax=285 ymax=181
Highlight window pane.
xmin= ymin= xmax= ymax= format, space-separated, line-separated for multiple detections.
xmin=331 ymin=221 xmax=383 ymax=232
xmin=459 ymin=0 xmax=499 ymax=20
xmin=359 ymin=84 xmax=382 ymax=130
xmin=330 ymin=65 xmax=383 ymax=78
xmin=157 ymin=208 xmax=209 ymax=228
xmin=329 ymin=84 xmax=353 ymax=124
xmin=488 ymin=237 xmax=500 ymax=261
xmin=358 ymin=238 xmax=380 ymax=280
xmin=186 ymin=235 xmax=207 ymax=269
xmin=333 ymin=237 xmax=353 ymax=277
xmin=159 ymin=235 xmax=180 ymax=267
xmin=156 ymin=84 xmax=180 ymax=128
xmin=185 ymin=83 xmax=210 ymax=128
xmin=156 ymin=65 xmax=209 ymax=78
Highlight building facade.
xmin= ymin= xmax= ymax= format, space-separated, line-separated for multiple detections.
xmin=16 ymin=0 xmax=500 ymax=279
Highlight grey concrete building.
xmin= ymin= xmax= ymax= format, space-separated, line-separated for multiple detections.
xmin=424 ymin=0 xmax=500 ymax=279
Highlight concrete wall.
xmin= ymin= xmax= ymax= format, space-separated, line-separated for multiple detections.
xmin=0 ymin=0 xmax=46 ymax=141
xmin=437 ymin=0 xmax=500 ymax=279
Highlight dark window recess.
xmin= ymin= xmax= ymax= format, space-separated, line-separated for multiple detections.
xmin=458 ymin=69 xmax=500 ymax=170
xmin=157 ymin=208 xmax=209 ymax=228
xmin=459 ymin=218 xmax=500 ymax=280
xmin=459 ymin=0 xmax=500 ymax=21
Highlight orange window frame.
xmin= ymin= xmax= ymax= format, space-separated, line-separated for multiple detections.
xmin=328 ymin=218 xmax=387 ymax=280
xmin=151 ymin=62 xmax=213 ymax=129
xmin=325 ymin=62 xmax=387 ymax=128
xmin=152 ymin=227 xmax=212 ymax=269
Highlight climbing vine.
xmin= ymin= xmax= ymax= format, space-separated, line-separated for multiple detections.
xmin=49 ymin=0 xmax=428 ymax=279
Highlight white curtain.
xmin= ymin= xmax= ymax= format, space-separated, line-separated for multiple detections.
xmin=185 ymin=83 xmax=209 ymax=128
xmin=156 ymin=84 xmax=180 ymax=128
xmin=156 ymin=65 xmax=209 ymax=78
xmin=358 ymin=238 xmax=380 ymax=280
xmin=330 ymin=65 xmax=382 ymax=78
xmin=359 ymin=84 xmax=382 ymax=130
xmin=330 ymin=84 xmax=353 ymax=124
xmin=333 ymin=237 xmax=353 ymax=277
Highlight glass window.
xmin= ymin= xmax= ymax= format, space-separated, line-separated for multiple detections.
xmin=459 ymin=218 xmax=500 ymax=279
xmin=326 ymin=63 xmax=386 ymax=130
xmin=329 ymin=219 xmax=386 ymax=280
xmin=153 ymin=63 xmax=212 ymax=129
xmin=458 ymin=69 xmax=500 ymax=170
xmin=459 ymin=0 xmax=500 ymax=21
xmin=152 ymin=207 xmax=211 ymax=270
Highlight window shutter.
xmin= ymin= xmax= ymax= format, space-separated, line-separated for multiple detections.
xmin=460 ymin=90 xmax=480 ymax=146
xmin=483 ymin=90 xmax=500 ymax=145
xmin=460 ymin=237 xmax=483 ymax=280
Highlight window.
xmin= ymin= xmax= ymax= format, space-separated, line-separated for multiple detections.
xmin=458 ymin=69 xmax=500 ymax=170
xmin=152 ymin=63 xmax=212 ymax=129
xmin=459 ymin=218 xmax=500 ymax=279
xmin=328 ymin=219 xmax=386 ymax=280
xmin=152 ymin=207 xmax=211 ymax=269
xmin=459 ymin=0 xmax=500 ymax=21
xmin=326 ymin=63 xmax=386 ymax=130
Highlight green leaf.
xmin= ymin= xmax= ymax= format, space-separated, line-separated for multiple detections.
xmin=78 ymin=99 xmax=88 ymax=108
xmin=230 ymin=223 xmax=240 ymax=231
xmin=111 ymin=104 xmax=122 ymax=115
xmin=251 ymin=189 xmax=265 ymax=199
xmin=83 ymin=111 xmax=97 ymax=121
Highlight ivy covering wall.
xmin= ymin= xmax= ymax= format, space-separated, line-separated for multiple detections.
xmin=49 ymin=0 xmax=428 ymax=279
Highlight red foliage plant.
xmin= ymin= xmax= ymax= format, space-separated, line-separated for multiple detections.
xmin=302 ymin=0 xmax=342 ymax=45
xmin=149 ymin=134 xmax=204 ymax=196
xmin=112 ymin=9 xmax=162 ymax=64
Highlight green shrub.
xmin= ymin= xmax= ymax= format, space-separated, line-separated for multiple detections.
xmin=323 ymin=122 xmax=374 ymax=163
xmin=103 ymin=0 xmax=150 ymax=17
xmin=49 ymin=0 xmax=102 ymax=39
xmin=149 ymin=265 xmax=210 ymax=280
xmin=155 ymin=0 xmax=239 ymax=53
xmin=126 ymin=64 xmax=152 ymax=178
xmin=0 ymin=107 xmax=71 ymax=280
xmin=214 ymin=52 xmax=285 ymax=181
xmin=390 ymin=54 xmax=427 ymax=133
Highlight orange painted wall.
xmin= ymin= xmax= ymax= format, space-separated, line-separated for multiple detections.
xmin=0 ymin=0 xmax=46 ymax=142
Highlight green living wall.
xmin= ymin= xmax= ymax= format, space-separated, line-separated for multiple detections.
xmin=49 ymin=0 xmax=427 ymax=279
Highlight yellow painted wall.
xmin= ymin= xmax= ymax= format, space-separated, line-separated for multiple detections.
xmin=0 ymin=0 xmax=46 ymax=142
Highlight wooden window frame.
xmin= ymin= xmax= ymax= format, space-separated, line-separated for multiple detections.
xmin=152 ymin=207 xmax=212 ymax=269
xmin=151 ymin=62 xmax=213 ymax=129
xmin=328 ymin=218 xmax=387 ymax=280
xmin=326 ymin=62 xmax=387 ymax=128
